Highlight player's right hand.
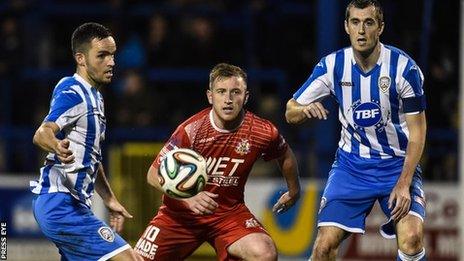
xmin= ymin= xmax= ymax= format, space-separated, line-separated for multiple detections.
xmin=55 ymin=139 xmax=75 ymax=164
xmin=182 ymin=191 xmax=219 ymax=215
xmin=302 ymin=102 xmax=329 ymax=120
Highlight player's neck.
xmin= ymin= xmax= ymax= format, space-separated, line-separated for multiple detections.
xmin=352 ymin=42 xmax=381 ymax=73
xmin=212 ymin=110 xmax=244 ymax=131
xmin=76 ymin=69 xmax=101 ymax=89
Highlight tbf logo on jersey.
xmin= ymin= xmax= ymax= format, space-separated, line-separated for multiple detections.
xmin=353 ymin=102 xmax=382 ymax=127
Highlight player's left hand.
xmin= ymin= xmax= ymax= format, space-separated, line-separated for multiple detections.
xmin=388 ymin=180 xmax=411 ymax=221
xmin=105 ymin=198 xmax=133 ymax=232
xmin=272 ymin=190 xmax=300 ymax=214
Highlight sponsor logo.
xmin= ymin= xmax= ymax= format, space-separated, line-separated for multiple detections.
xmin=378 ymin=76 xmax=391 ymax=93
xmin=235 ymin=139 xmax=251 ymax=155
xmin=353 ymin=102 xmax=382 ymax=127
xmin=98 ymin=227 xmax=114 ymax=242
xmin=198 ymin=137 xmax=216 ymax=143
xmin=340 ymin=81 xmax=354 ymax=87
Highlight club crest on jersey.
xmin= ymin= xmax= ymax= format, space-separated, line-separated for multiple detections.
xmin=378 ymin=76 xmax=391 ymax=93
xmin=353 ymin=102 xmax=382 ymax=127
xmin=98 ymin=226 xmax=115 ymax=242
xmin=235 ymin=139 xmax=250 ymax=155
xmin=318 ymin=197 xmax=327 ymax=214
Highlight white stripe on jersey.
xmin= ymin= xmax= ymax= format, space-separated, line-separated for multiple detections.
xmin=293 ymin=43 xmax=425 ymax=159
xmin=31 ymin=74 xmax=105 ymax=207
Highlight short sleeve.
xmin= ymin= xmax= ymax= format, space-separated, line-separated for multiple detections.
xmin=400 ymin=63 xmax=426 ymax=113
xmin=262 ymin=124 xmax=288 ymax=161
xmin=45 ymin=87 xmax=84 ymax=130
xmin=293 ymin=57 xmax=332 ymax=105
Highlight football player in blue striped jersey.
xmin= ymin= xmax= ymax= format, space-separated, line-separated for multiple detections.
xmin=286 ymin=1 xmax=427 ymax=260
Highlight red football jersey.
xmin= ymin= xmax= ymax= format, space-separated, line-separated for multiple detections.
xmin=152 ymin=108 xmax=288 ymax=213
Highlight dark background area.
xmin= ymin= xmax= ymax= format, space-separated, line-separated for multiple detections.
xmin=0 ymin=0 xmax=458 ymax=181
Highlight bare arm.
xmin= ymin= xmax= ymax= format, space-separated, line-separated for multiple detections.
xmin=147 ymin=164 xmax=219 ymax=215
xmin=285 ymin=99 xmax=328 ymax=125
xmin=33 ymin=122 xmax=75 ymax=163
xmin=388 ymin=112 xmax=427 ymax=221
xmin=272 ymin=147 xmax=301 ymax=213
xmin=95 ymin=163 xmax=133 ymax=232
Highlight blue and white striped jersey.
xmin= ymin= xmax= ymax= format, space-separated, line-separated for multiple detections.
xmin=293 ymin=44 xmax=426 ymax=159
xmin=31 ymin=74 xmax=107 ymax=207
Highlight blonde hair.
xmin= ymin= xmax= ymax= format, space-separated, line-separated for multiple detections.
xmin=209 ymin=63 xmax=247 ymax=90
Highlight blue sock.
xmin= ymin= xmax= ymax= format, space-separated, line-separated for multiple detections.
xmin=397 ymin=248 xmax=426 ymax=261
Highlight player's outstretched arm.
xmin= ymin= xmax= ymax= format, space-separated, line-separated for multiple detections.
xmin=33 ymin=121 xmax=75 ymax=164
xmin=272 ymin=147 xmax=301 ymax=214
xmin=285 ymin=99 xmax=328 ymax=124
xmin=95 ymin=163 xmax=133 ymax=232
xmin=389 ymin=112 xmax=427 ymax=221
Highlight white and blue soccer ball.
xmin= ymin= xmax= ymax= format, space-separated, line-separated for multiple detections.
xmin=158 ymin=148 xmax=207 ymax=199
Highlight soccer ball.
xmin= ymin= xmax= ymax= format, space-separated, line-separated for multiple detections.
xmin=158 ymin=148 xmax=208 ymax=199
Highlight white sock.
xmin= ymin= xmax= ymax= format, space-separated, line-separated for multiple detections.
xmin=398 ymin=248 xmax=425 ymax=261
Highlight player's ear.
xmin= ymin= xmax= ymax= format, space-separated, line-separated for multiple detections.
xmin=344 ymin=20 xmax=349 ymax=35
xmin=75 ymin=53 xmax=86 ymax=67
xmin=244 ymin=90 xmax=249 ymax=105
xmin=378 ymin=21 xmax=385 ymax=36
xmin=207 ymin=89 xmax=213 ymax=105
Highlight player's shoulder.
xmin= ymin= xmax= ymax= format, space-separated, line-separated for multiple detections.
xmin=315 ymin=47 xmax=350 ymax=69
xmin=181 ymin=108 xmax=210 ymax=125
xmin=175 ymin=108 xmax=210 ymax=133
xmin=53 ymin=76 xmax=82 ymax=95
xmin=244 ymin=111 xmax=279 ymax=134
xmin=383 ymin=44 xmax=419 ymax=65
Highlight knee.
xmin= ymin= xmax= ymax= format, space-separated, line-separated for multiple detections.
xmin=246 ymin=240 xmax=277 ymax=261
xmin=398 ymin=231 xmax=423 ymax=254
xmin=312 ymin=241 xmax=338 ymax=259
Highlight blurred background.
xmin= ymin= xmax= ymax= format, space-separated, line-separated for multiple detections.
xmin=0 ymin=0 xmax=459 ymax=260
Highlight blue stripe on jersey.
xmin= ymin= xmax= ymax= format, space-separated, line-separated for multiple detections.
xmin=351 ymin=67 xmax=361 ymax=155
xmin=333 ymin=51 xmax=345 ymax=104
xmin=403 ymin=60 xmax=423 ymax=95
xmin=39 ymin=164 xmax=54 ymax=194
xmin=75 ymin=169 xmax=88 ymax=202
xmin=45 ymin=85 xmax=83 ymax=122
xmin=388 ymin=50 xmax=408 ymax=151
xmin=293 ymin=57 xmax=327 ymax=100
xmin=74 ymin=85 xmax=97 ymax=200
xmin=370 ymin=69 xmax=395 ymax=156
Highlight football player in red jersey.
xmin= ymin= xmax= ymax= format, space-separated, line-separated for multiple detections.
xmin=134 ymin=63 xmax=300 ymax=261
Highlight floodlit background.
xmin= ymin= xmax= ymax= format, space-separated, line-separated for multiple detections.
xmin=0 ymin=0 xmax=460 ymax=260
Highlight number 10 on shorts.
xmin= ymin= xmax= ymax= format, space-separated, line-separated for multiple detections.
xmin=135 ymin=225 xmax=160 ymax=260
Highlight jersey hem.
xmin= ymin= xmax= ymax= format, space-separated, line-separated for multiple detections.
xmin=317 ymin=222 xmax=364 ymax=234
xmin=97 ymin=244 xmax=131 ymax=261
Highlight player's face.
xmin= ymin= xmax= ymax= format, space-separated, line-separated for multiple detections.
xmin=82 ymin=36 xmax=116 ymax=86
xmin=345 ymin=5 xmax=384 ymax=55
xmin=207 ymin=76 xmax=249 ymax=129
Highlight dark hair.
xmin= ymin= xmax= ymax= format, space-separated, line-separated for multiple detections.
xmin=209 ymin=63 xmax=247 ymax=89
xmin=71 ymin=22 xmax=112 ymax=55
xmin=345 ymin=0 xmax=384 ymax=24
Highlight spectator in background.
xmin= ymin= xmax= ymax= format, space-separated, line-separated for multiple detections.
xmin=112 ymin=70 xmax=160 ymax=127
xmin=179 ymin=16 xmax=219 ymax=66
xmin=145 ymin=13 xmax=174 ymax=67
xmin=0 ymin=16 xmax=21 ymax=77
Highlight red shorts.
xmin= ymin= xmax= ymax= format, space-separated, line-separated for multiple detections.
xmin=134 ymin=203 xmax=269 ymax=261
